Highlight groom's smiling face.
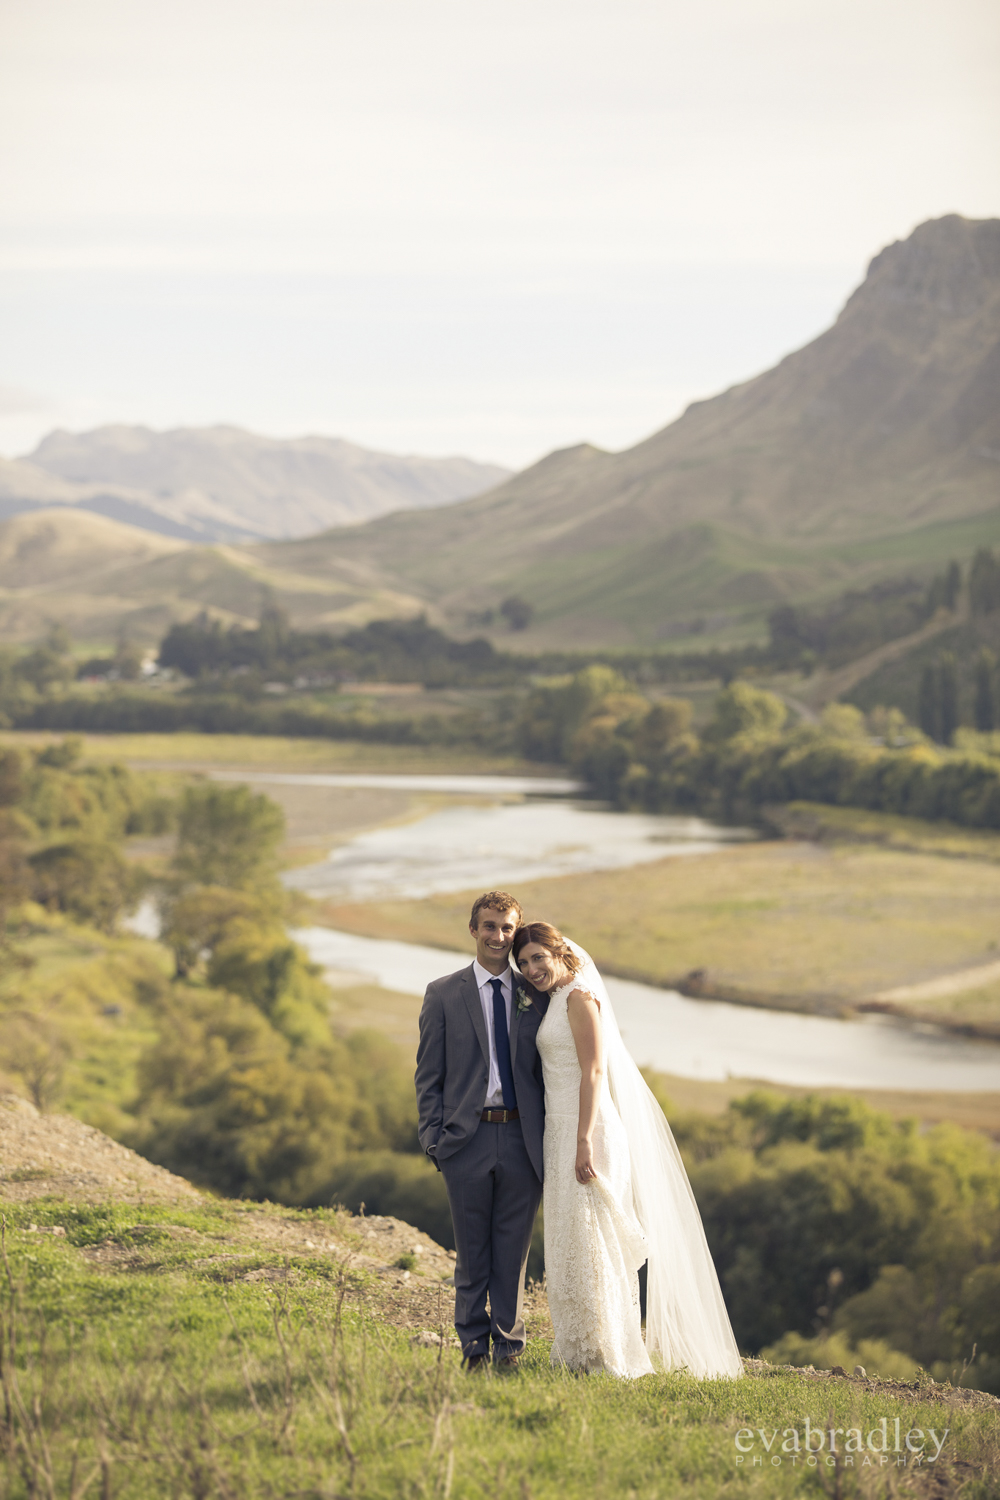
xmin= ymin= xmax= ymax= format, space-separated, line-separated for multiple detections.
xmin=470 ymin=906 xmax=518 ymax=972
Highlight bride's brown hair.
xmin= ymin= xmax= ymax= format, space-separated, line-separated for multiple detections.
xmin=512 ymin=921 xmax=584 ymax=977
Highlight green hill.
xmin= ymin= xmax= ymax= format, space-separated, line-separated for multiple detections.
xmin=0 ymin=508 xmax=428 ymax=644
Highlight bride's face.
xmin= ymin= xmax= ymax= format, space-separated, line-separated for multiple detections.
xmin=517 ymin=941 xmax=570 ymax=992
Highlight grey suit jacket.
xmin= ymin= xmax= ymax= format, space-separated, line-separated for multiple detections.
xmin=415 ymin=964 xmax=548 ymax=1181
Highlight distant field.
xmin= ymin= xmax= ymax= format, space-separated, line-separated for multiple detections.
xmin=0 ymin=729 xmax=554 ymax=776
xmin=771 ymin=802 xmax=1000 ymax=863
xmin=321 ymin=838 xmax=1000 ymax=1016
xmin=649 ymin=1072 xmax=1000 ymax=1139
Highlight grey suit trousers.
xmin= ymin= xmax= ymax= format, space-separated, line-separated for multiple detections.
xmin=415 ymin=962 xmax=547 ymax=1361
xmin=440 ymin=1118 xmax=541 ymax=1360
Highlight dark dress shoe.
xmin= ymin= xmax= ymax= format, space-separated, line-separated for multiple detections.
xmin=464 ymin=1352 xmax=489 ymax=1372
xmin=495 ymin=1354 xmax=520 ymax=1373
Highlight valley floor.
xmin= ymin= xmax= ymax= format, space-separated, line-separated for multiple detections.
xmin=318 ymin=803 xmax=1000 ymax=1043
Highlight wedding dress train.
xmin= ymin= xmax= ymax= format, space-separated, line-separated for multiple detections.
xmin=535 ymin=950 xmax=743 ymax=1379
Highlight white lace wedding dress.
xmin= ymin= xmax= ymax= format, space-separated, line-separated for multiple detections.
xmin=535 ymin=953 xmax=743 ymax=1381
xmin=537 ymin=980 xmax=653 ymax=1377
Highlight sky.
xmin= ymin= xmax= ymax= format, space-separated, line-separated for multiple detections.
xmin=0 ymin=0 xmax=997 ymax=469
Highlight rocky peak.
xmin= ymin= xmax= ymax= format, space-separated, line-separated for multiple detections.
xmin=848 ymin=214 xmax=1000 ymax=319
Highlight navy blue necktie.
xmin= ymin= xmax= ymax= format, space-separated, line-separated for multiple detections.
xmin=490 ymin=977 xmax=518 ymax=1110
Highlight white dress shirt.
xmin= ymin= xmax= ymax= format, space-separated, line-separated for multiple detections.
xmin=473 ymin=960 xmax=514 ymax=1107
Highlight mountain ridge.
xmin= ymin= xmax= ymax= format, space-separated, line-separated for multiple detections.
xmin=270 ymin=214 xmax=1000 ymax=647
xmin=1 ymin=425 xmax=510 ymax=544
xmin=1 ymin=214 xmax=996 ymax=651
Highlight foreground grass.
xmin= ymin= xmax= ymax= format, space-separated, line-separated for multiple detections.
xmin=322 ymin=840 xmax=1000 ymax=1015
xmin=1 ymin=1197 xmax=996 ymax=1500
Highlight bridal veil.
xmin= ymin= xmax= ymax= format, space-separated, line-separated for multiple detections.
xmin=568 ymin=941 xmax=744 ymax=1379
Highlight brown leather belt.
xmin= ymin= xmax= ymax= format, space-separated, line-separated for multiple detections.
xmin=481 ymin=1107 xmax=519 ymax=1123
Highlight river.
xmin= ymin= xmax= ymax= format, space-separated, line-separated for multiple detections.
xmin=249 ymin=770 xmax=1000 ymax=1094
xmin=294 ymin=925 xmax=1000 ymax=1093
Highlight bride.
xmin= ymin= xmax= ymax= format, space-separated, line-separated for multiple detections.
xmin=512 ymin=921 xmax=743 ymax=1380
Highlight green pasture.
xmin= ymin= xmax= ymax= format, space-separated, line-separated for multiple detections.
xmin=0 ymin=729 xmax=550 ymax=776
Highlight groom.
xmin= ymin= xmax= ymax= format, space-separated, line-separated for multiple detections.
xmin=415 ymin=890 xmax=547 ymax=1371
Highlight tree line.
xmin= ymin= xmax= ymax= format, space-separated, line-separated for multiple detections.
xmin=767 ymin=560 xmax=962 ymax=671
xmin=6 ymin=550 xmax=985 ymax=741
xmin=518 ymin=664 xmax=1000 ymax=827
xmin=659 ymin=1086 xmax=1000 ymax=1393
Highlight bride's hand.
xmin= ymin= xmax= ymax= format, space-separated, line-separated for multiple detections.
xmin=575 ymin=1141 xmax=596 ymax=1184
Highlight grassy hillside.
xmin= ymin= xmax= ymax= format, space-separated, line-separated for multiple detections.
xmin=0 ymin=508 xmax=429 ymax=645
xmin=845 ymin=612 xmax=1000 ymax=725
xmin=3 ymin=1193 xmax=996 ymax=1499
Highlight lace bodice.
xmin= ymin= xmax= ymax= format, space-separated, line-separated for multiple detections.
xmin=536 ymin=981 xmax=597 ymax=1110
xmin=536 ymin=982 xmax=652 ymax=1377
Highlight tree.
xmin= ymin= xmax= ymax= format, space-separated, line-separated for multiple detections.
xmin=157 ymin=613 xmax=229 ymax=677
xmin=0 ymin=1012 xmax=71 ymax=1110
xmin=819 ymin=704 xmax=867 ymax=741
xmin=938 ymin=652 xmax=959 ymax=745
xmin=499 ymin=596 xmax=534 ymax=631
xmin=15 ymin=635 xmax=74 ymax=695
xmin=974 ymin=649 xmax=997 ymax=732
xmin=970 ymin=548 xmax=1000 ymax=617
xmin=126 ymin=986 xmax=420 ymax=1203
xmin=918 ymin=663 xmax=940 ymax=740
xmin=113 ymin=633 xmax=145 ymax=681
xmin=161 ymin=885 xmax=265 ymax=978
xmin=926 ymin=560 xmax=962 ymax=615
xmin=706 ymin=682 xmax=787 ymax=742
xmin=257 ymin=595 xmax=291 ymax=668
xmin=172 ymin=784 xmax=285 ymax=893
xmin=28 ymin=839 xmax=143 ymax=933
xmin=516 ymin=665 xmax=632 ymax=762
xmin=631 ymin=699 xmax=694 ymax=768
xmin=35 ymin=737 xmax=82 ymax=770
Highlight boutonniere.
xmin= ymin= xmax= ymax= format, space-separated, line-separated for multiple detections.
xmin=516 ymin=987 xmax=535 ymax=1013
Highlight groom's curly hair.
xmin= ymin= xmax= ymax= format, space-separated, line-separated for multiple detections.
xmin=511 ymin=921 xmax=584 ymax=977
xmin=469 ymin=891 xmax=523 ymax=928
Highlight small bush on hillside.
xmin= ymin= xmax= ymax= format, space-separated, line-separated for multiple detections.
xmin=759 ymin=1331 xmax=919 ymax=1381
